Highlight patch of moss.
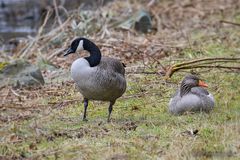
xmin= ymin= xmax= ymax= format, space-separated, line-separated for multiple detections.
xmin=0 ymin=62 xmax=9 ymax=71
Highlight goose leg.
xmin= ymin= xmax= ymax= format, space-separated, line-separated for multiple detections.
xmin=83 ymin=98 xmax=88 ymax=121
xmin=107 ymin=101 xmax=115 ymax=122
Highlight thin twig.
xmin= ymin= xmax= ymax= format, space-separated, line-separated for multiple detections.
xmin=220 ymin=20 xmax=240 ymax=27
xmin=1 ymin=87 xmax=10 ymax=106
xmin=20 ymin=9 xmax=52 ymax=58
xmin=47 ymin=48 xmax=66 ymax=60
xmin=126 ymin=71 xmax=159 ymax=75
xmin=53 ymin=0 xmax=63 ymax=28
xmin=10 ymin=88 xmax=22 ymax=98
xmin=144 ymin=51 xmax=166 ymax=72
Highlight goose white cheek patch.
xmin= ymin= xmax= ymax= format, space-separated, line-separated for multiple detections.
xmin=77 ymin=40 xmax=84 ymax=51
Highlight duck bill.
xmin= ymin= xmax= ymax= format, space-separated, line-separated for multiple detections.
xmin=198 ymin=80 xmax=208 ymax=87
xmin=64 ymin=48 xmax=74 ymax=56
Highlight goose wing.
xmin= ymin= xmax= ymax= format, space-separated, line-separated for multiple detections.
xmin=99 ymin=57 xmax=125 ymax=76
xmin=191 ymin=87 xmax=210 ymax=96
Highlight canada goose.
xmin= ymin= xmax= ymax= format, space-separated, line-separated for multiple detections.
xmin=169 ymin=74 xmax=215 ymax=115
xmin=64 ymin=37 xmax=126 ymax=122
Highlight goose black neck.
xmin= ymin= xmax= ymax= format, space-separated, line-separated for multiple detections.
xmin=83 ymin=39 xmax=101 ymax=67
xmin=180 ymin=82 xmax=192 ymax=97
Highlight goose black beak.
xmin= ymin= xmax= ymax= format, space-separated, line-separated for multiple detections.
xmin=64 ymin=48 xmax=74 ymax=56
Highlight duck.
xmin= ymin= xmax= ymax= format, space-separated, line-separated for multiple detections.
xmin=64 ymin=37 xmax=127 ymax=122
xmin=169 ymin=74 xmax=215 ymax=115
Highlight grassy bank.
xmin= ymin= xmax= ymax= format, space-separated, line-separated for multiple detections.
xmin=0 ymin=0 xmax=240 ymax=159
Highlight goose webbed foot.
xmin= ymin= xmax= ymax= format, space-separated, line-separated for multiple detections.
xmin=83 ymin=98 xmax=88 ymax=121
xmin=107 ymin=101 xmax=115 ymax=122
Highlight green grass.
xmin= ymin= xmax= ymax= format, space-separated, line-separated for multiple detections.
xmin=1 ymin=67 xmax=240 ymax=159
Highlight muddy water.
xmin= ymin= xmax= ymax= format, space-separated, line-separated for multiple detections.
xmin=0 ymin=0 xmax=111 ymax=42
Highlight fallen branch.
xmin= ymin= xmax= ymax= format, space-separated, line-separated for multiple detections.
xmin=172 ymin=57 xmax=240 ymax=68
xmin=171 ymin=65 xmax=240 ymax=73
xmin=165 ymin=57 xmax=240 ymax=78
xmin=220 ymin=20 xmax=240 ymax=27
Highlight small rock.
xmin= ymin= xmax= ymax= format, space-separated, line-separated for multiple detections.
xmin=134 ymin=10 xmax=152 ymax=33
xmin=117 ymin=9 xmax=152 ymax=33
xmin=181 ymin=129 xmax=199 ymax=137
xmin=0 ymin=59 xmax=44 ymax=88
